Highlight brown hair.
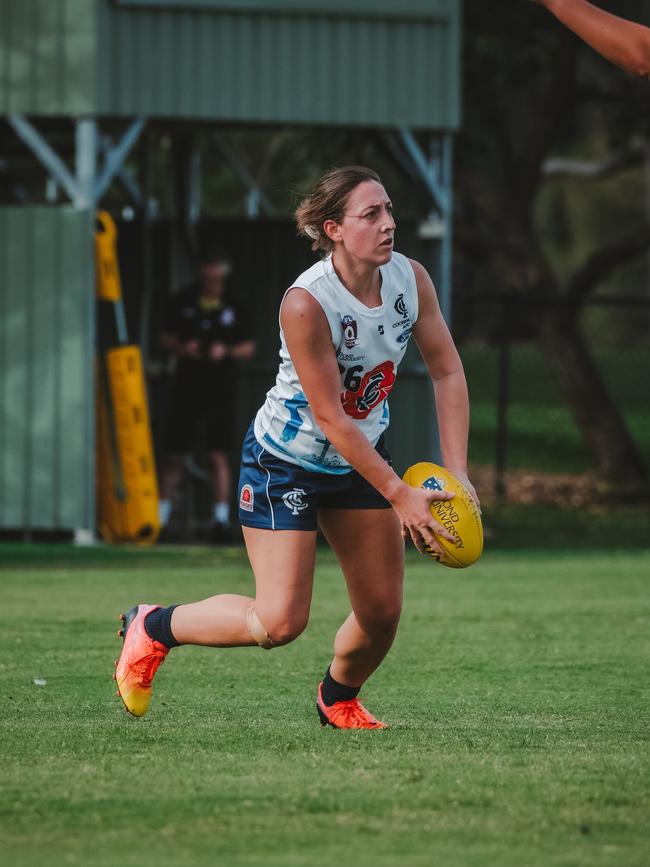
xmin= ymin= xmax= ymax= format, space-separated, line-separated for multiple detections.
xmin=295 ymin=166 xmax=382 ymax=255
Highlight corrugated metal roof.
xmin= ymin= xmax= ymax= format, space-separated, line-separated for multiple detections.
xmin=97 ymin=2 xmax=459 ymax=128
xmin=1 ymin=0 xmax=460 ymax=129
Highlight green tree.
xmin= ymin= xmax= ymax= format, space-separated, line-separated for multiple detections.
xmin=457 ymin=0 xmax=650 ymax=493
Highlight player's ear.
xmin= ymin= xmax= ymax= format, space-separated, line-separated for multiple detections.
xmin=323 ymin=219 xmax=342 ymax=243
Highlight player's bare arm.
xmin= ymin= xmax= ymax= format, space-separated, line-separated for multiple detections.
xmin=409 ymin=259 xmax=478 ymax=508
xmin=532 ymin=0 xmax=650 ymax=78
xmin=281 ymin=286 xmax=455 ymax=554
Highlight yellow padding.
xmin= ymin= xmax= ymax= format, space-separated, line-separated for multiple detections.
xmin=95 ymin=211 xmax=122 ymax=302
xmin=246 ymin=607 xmax=276 ymax=650
xmin=96 ymin=346 xmax=160 ymax=545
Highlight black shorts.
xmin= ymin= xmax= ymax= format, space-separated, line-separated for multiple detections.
xmin=165 ymin=385 xmax=236 ymax=453
xmin=237 ymin=423 xmax=392 ymax=530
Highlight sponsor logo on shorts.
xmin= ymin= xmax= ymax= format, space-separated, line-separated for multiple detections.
xmin=240 ymin=484 xmax=254 ymax=512
xmin=282 ymin=488 xmax=308 ymax=515
xmin=341 ymin=315 xmax=359 ymax=348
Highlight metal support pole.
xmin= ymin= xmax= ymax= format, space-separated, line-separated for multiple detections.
xmin=73 ymin=120 xmax=98 ymax=539
xmin=495 ymin=296 xmax=510 ymax=501
xmin=392 ymin=128 xmax=456 ymax=463
xmin=438 ymin=133 xmax=454 ymax=327
xmin=74 ymin=119 xmax=97 ymax=210
xmin=139 ymin=128 xmax=154 ymax=358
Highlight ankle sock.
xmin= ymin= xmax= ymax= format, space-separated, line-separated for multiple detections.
xmin=144 ymin=605 xmax=182 ymax=648
xmin=320 ymin=666 xmax=360 ymax=707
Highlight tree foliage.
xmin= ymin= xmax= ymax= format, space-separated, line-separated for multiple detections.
xmin=456 ymin=0 xmax=649 ymax=492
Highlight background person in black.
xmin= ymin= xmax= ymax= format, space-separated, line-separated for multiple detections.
xmin=159 ymin=247 xmax=256 ymax=541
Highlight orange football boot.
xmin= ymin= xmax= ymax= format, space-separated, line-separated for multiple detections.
xmin=316 ymin=682 xmax=388 ymax=730
xmin=114 ymin=604 xmax=169 ymax=717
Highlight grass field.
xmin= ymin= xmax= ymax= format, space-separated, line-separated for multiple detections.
xmin=1 ymin=542 xmax=649 ymax=867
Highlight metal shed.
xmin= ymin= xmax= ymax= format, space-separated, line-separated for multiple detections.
xmin=1 ymin=0 xmax=461 ymax=537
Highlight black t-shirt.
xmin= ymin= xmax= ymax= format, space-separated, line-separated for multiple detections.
xmin=164 ymin=284 xmax=253 ymax=392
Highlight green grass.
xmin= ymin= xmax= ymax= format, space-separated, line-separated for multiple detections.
xmin=2 ymin=543 xmax=649 ymax=867
xmin=462 ymin=345 xmax=650 ymax=474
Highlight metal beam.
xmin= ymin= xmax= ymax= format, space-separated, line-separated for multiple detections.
xmin=399 ymin=128 xmax=448 ymax=214
xmin=213 ymin=134 xmax=276 ymax=217
xmin=99 ymin=134 xmax=144 ymax=206
xmin=94 ymin=118 xmax=145 ymax=203
xmin=8 ymin=115 xmax=79 ymax=203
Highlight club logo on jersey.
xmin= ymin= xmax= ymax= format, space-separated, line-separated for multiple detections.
xmin=394 ymin=294 xmax=408 ymax=317
xmin=239 ymin=484 xmax=254 ymax=512
xmin=340 ymin=361 xmax=396 ymax=419
xmin=282 ymin=488 xmax=309 ymax=515
xmin=341 ymin=315 xmax=359 ymax=348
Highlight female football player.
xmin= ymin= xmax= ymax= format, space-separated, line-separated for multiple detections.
xmin=115 ymin=166 xmax=477 ymax=729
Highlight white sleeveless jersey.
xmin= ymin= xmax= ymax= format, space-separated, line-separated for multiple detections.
xmin=254 ymin=251 xmax=419 ymax=474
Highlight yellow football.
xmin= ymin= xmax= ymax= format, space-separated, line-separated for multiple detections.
xmin=402 ymin=462 xmax=483 ymax=568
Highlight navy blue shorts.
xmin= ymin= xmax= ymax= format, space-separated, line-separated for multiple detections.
xmin=237 ymin=423 xmax=392 ymax=530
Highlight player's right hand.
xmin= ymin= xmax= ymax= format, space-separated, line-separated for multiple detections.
xmin=391 ymin=483 xmax=456 ymax=556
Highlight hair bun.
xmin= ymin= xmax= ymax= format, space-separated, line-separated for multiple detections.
xmin=304 ymin=225 xmax=320 ymax=240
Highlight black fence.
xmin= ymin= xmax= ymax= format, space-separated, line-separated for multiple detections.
xmin=454 ymin=292 xmax=650 ymax=500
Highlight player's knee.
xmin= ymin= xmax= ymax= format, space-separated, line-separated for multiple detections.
xmin=246 ymin=606 xmax=308 ymax=649
xmin=267 ymin=616 xmax=308 ymax=646
xmin=359 ymin=599 xmax=402 ymax=636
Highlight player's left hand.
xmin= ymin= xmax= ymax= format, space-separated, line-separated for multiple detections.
xmin=448 ymin=468 xmax=481 ymax=512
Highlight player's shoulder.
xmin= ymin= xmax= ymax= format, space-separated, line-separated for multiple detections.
xmin=385 ymin=250 xmax=418 ymax=277
xmin=290 ymin=258 xmax=329 ymax=292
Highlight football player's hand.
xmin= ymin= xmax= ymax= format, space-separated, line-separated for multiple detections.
xmin=208 ymin=341 xmax=228 ymax=362
xmin=181 ymin=339 xmax=201 ymax=359
xmin=392 ymin=483 xmax=456 ymax=556
xmin=448 ymin=468 xmax=481 ymax=512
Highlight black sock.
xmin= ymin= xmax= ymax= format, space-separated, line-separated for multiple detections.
xmin=320 ymin=666 xmax=360 ymax=706
xmin=144 ymin=605 xmax=182 ymax=648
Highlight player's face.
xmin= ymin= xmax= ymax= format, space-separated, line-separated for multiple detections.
xmin=333 ymin=180 xmax=396 ymax=265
